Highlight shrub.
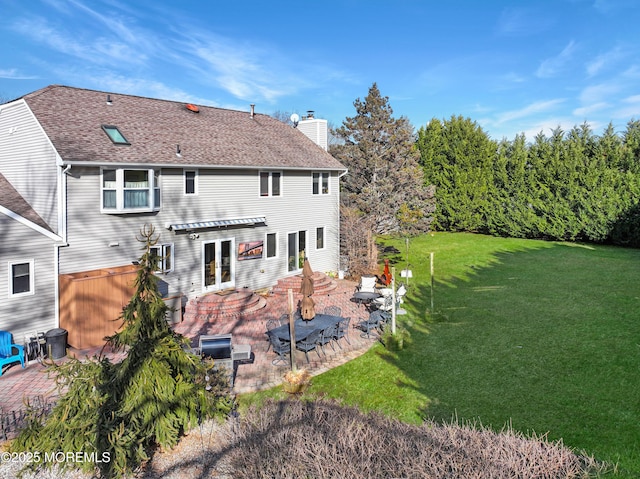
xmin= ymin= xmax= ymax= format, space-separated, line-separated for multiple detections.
xmin=220 ymin=399 xmax=605 ymax=479
xmin=381 ymin=326 xmax=411 ymax=352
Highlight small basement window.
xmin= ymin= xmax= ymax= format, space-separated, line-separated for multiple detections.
xmin=101 ymin=125 xmax=130 ymax=145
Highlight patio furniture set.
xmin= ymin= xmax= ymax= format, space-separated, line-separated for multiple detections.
xmin=266 ymin=306 xmax=352 ymax=365
xmin=265 ymin=276 xmax=408 ymax=365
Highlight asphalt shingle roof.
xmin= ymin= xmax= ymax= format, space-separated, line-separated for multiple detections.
xmin=0 ymin=173 xmax=53 ymax=232
xmin=23 ymin=85 xmax=346 ymax=171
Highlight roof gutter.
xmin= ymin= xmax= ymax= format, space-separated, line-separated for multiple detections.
xmin=61 ymin=160 xmax=348 ymax=172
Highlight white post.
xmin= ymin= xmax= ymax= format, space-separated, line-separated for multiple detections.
xmin=288 ymin=289 xmax=296 ymax=371
xmin=391 ymin=266 xmax=396 ymax=335
xmin=430 ymin=252 xmax=434 ymax=312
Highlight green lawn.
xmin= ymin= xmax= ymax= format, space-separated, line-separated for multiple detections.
xmin=242 ymin=232 xmax=640 ymax=477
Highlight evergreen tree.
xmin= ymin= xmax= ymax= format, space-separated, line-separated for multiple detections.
xmin=488 ymin=133 xmax=538 ymax=238
xmin=12 ymin=225 xmax=232 ymax=478
xmin=417 ymin=115 xmax=497 ymax=232
xmin=331 ymin=83 xmax=435 ymax=235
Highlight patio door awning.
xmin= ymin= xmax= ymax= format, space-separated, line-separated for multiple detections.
xmin=168 ymin=216 xmax=266 ymax=231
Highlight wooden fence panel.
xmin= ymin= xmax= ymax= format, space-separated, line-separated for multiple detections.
xmin=59 ymin=265 xmax=137 ymax=349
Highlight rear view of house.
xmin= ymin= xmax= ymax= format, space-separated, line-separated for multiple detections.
xmin=0 ymin=85 xmax=345 ymax=348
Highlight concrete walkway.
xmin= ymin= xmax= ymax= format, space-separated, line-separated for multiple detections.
xmin=0 ymin=279 xmax=378 ymax=438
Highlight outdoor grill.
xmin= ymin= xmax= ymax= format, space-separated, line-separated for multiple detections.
xmin=198 ymin=334 xmax=252 ymax=387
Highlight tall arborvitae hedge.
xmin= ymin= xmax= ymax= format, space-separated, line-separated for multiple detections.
xmin=418 ymin=117 xmax=640 ymax=247
xmin=11 ymin=225 xmax=232 ymax=478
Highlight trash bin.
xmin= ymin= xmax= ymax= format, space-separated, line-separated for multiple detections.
xmin=45 ymin=328 xmax=68 ymax=359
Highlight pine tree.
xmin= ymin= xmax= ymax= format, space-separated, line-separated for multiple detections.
xmin=12 ymin=225 xmax=232 ymax=478
xmin=331 ymin=83 xmax=435 ymax=235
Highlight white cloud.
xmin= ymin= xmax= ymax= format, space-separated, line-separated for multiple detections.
xmin=579 ymin=82 xmax=621 ymax=104
xmin=0 ymin=68 xmax=38 ymax=80
xmin=573 ymin=102 xmax=609 ymax=117
xmin=585 ymin=46 xmax=625 ymax=77
xmin=612 ymin=94 xmax=640 ymax=120
xmin=11 ymin=17 xmax=147 ymax=66
xmin=536 ymin=40 xmax=577 ymax=78
xmin=496 ymin=99 xmax=566 ymax=123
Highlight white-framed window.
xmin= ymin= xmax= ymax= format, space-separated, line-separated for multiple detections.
xmin=312 ymin=172 xmax=329 ymax=195
xmin=184 ymin=169 xmax=198 ymax=195
xmin=259 ymin=171 xmax=282 ymax=197
xmin=316 ymin=227 xmax=325 ymax=250
xmin=8 ymin=260 xmax=34 ymax=297
xmin=101 ymin=168 xmax=161 ymax=213
xmin=266 ymin=232 xmax=278 ymax=259
xmin=150 ymin=243 xmax=173 ymax=273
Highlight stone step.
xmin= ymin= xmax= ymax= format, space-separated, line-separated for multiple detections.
xmin=184 ymin=289 xmax=267 ymax=322
xmin=272 ymin=272 xmax=337 ymax=295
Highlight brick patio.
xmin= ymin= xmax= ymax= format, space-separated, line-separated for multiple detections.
xmin=0 ymin=277 xmax=378 ymax=437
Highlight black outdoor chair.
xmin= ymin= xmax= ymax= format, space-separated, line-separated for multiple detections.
xmin=322 ymin=305 xmax=342 ymax=317
xmin=357 ymin=310 xmax=385 ymax=339
xmin=334 ymin=317 xmax=351 ymax=347
xmin=265 ymin=319 xmax=280 ymax=352
xmin=318 ymin=323 xmax=338 ymax=356
xmin=295 ymin=329 xmax=323 ymax=363
xmin=267 ymin=331 xmax=290 ymax=365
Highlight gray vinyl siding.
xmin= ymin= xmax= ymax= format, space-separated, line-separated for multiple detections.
xmin=0 ymin=215 xmax=58 ymax=342
xmin=0 ymin=101 xmax=59 ymax=231
xmin=60 ymin=167 xmax=340 ymax=298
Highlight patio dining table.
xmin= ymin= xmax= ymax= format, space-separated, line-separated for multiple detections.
xmin=270 ymin=314 xmax=343 ymax=342
xmin=352 ymin=291 xmax=381 ymax=314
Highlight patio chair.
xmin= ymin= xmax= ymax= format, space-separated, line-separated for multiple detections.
xmin=0 ymin=330 xmax=25 ymax=377
xmin=373 ymin=293 xmax=393 ymax=312
xmin=267 ymin=331 xmax=290 ymax=365
xmin=334 ymin=317 xmax=351 ymax=347
xmin=373 ymin=285 xmax=407 ymax=313
xmin=356 ymin=275 xmax=377 ymax=293
xmin=295 ymin=329 xmax=323 ymax=363
xmin=265 ymin=319 xmax=280 ymax=352
xmin=322 ymin=305 xmax=342 ymax=317
xmin=356 ymin=310 xmax=385 ymax=339
xmin=318 ymin=323 xmax=338 ymax=356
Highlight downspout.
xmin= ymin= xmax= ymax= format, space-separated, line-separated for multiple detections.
xmin=57 ymin=159 xmax=69 ymax=243
xmin=336 ymin=168 xmax=348 ymax=274
xmin=55 ymin=162 xmax=71 ymax=328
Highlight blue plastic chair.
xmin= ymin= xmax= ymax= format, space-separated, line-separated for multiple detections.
xmin=0 ymin=331 xmax=25 ymax=376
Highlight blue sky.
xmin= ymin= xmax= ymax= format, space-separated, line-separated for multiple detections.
xmin=2 ymin=0 xmax=640 ymax=141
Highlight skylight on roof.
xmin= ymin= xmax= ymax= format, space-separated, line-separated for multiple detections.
xmin=102 ymin=125 xmax=130 ymax=145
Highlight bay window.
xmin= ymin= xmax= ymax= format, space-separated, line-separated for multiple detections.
xmin=101 ymin=168 xmax=161 ymax=213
